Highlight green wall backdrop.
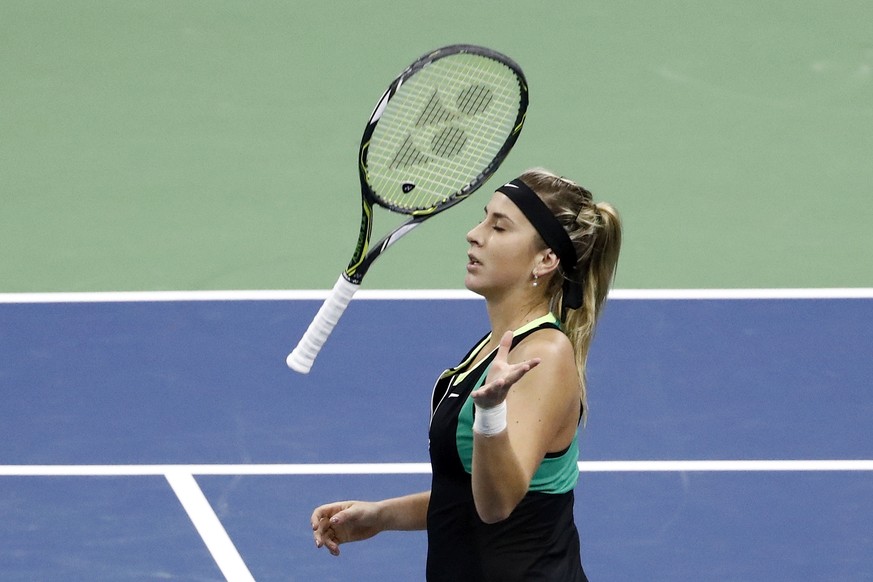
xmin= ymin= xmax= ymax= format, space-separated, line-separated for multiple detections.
xmin=2 ymin=1 xmax=871 ymax=292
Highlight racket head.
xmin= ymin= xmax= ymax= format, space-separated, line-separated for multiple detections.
xmin=359 ymin=45 xmax=528 ymax=217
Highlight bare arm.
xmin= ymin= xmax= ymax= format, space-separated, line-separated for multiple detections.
xmin=470 ymin=330 xmax=578 ymax=523
xmin=311 ymin=490 xmax=430 ymax=556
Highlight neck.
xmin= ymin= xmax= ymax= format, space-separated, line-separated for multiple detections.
xmin=484 ymin=292 xmax=551 ymax=340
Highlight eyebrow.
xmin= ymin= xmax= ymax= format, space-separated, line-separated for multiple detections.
xmin=483 ymin=206 xmax=516 ymax=224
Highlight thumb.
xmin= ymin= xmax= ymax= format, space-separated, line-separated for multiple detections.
xmin=494 ymin=330 xmax=514 ymax=361
xmin=330 ymin=506 xmax=356 ymax=525
xmin=330 ymin=511 xmax=346 ymax=525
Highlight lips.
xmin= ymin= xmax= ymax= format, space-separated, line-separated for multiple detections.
xmin=466 ymin=252 xmax=482 ymax=274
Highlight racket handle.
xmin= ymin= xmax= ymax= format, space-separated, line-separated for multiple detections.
xmin=286 ymin=274 xmax=360 ymax=374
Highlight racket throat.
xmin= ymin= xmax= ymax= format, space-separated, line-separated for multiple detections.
xmin=346 ymin=199 xmax=375 ymax=283
xmin=345 ymin=217 xmax=425 ymax=284
xmin=374 ymin=220 xmax=424 ymax=255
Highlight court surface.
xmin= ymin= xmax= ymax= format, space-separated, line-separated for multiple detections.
xmin=3 ymin=2 xmax=872 ymax=579
xmin=2 ymin=291 xmax=871 ymax=581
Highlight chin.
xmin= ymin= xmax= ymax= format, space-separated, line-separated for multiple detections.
xmin=463 ymin=277 xmax=489 ymax=299
xmin=464 ymin=276 xmax=483 ymax=295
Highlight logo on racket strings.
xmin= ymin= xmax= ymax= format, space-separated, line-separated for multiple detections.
xmin=390 ymin=84 xmax=493 ymax=174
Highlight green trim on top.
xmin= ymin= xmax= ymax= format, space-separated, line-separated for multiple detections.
xmin=454 ymin=312 xmax=579 ymax=494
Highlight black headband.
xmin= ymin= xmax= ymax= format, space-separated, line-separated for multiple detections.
xmin=497 ymin=178 xmax=583 ymax=311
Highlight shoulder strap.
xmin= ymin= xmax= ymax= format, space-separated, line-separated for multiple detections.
xmin=510 ymin=318 xmax=561 ymax=350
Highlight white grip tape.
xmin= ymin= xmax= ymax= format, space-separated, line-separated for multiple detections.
xmin=286 ymin=275 xmax=360 ymax=373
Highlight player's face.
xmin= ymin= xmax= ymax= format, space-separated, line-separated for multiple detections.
xmin=465 ymin=191 xmax=542 ymax=299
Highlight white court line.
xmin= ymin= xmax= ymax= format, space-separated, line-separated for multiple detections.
xmin=1 ymin=288 xmax=872 ymax=303
xmin=165 ymin=471 xmax=255 ymax=582
xmin=2 ymin=460 xmax=873 ymax=476
xmin=0 ymin=290 xmax=478 ymax=303
xmin=578 ymin=460 xmax=873 ymax=472
xmin=608 ymin=288 xmax=873 ymax=300
xmin=0 ymin=463 xmax=432 ymax=476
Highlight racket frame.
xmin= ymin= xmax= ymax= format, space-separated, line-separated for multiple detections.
xmin=288 ymin=44 xmax=528 ymax=373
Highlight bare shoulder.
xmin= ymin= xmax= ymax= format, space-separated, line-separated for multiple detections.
xmin=506 ymin=326 xmax=581 ymax=453
xmin=509 ymin=327 xmax=578 ymax=387
xmin=510 ymin=326 xmax=574 ymax=367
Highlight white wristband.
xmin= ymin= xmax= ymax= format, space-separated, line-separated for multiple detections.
xmin=473 ymin=401 xmax=507 ymax=436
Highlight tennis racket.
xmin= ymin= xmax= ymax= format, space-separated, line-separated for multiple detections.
xmin=287 ymin=44 xmax=528 ymax=373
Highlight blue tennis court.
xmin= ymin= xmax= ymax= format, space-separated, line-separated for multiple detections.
xmin=2 ymin=293 xmax=871 ymax=581
xmin=4 ymin=0 xmax=871 ymax=579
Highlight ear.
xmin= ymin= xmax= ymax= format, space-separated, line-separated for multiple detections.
xmin=533 ymin=248 xmax=561 ymax=279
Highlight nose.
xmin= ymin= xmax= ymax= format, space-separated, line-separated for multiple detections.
xmin=466 ymin=222 xmax=483 ymax=246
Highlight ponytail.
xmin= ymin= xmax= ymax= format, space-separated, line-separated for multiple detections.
xmin=561 ymin=202 xmax=621 ymax=419
xmin=517 ymin=169 xmax=623 ymax=419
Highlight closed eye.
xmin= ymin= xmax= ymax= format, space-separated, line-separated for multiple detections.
xmin=481 ymin=205 xmax=515 ymax=231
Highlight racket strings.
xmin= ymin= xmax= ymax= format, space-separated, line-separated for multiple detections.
xmin=431 ymin=126 xmax=467 ymax=158
xmin=457 ymin=85 xmax=493 ymax=116
xmin=416 ymin=90 xmax=456 ymax=127
xmin=367 ymin=53 xmax=523 ymax=213
xmin=391 ymin=135 xmax=432 ymax=169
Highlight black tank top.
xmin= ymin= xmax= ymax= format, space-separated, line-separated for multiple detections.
xmin=426 ymin=318 xmax=588 ymax=582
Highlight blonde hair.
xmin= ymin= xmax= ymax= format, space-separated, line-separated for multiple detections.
xmin=518 ymin=168 xmax=622 ymax=417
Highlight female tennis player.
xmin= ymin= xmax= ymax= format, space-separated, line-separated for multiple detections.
xmin=311 ymin=168 xmax=622 ymax=581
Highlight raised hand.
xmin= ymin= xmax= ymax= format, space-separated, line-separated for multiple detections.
xmin=471 ymin=330 xmax=541 ymax=409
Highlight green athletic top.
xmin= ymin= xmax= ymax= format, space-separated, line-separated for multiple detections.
xmin=426 ymin=313 xmax=587 ymax=582
xmin=450 ymin=313 xmax=580 ymax=493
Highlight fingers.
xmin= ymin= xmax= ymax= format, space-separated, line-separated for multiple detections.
xmin=311 ymin=505 xmax=336 ymax=532
xmin=494 ymin=330 xmax=514 ymax=361
xmin=504 ymin=357 xmax=541 ymax=385
xmin=494 ymin=331 xmax=541 ymax=379
xmin=476 ymin=357 xmax=541 ymax=394
xmin=313 ymin=516 xmax=343 ymax=556
xmin=323 ymin=530 xmax=341 ymax=556
xmin=311 ymin=505 xmax=344 ymax=556
xmin=472 ymin=354 xmax=542 ymax=409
